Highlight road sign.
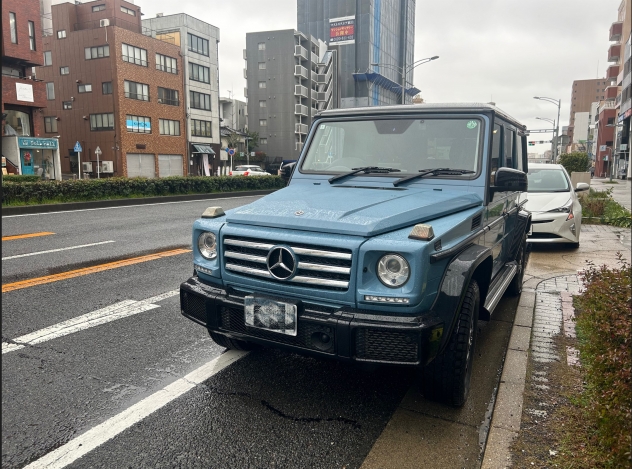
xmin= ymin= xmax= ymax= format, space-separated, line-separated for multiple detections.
xmin=599 ymin=145 xmax=607 ymax=151
xmin=529 ymin=140 xmax=551 ymax=145
xmin=95 ymin=146 xmax=102 ymax=155
xmin=239 ymin=152 xmax=244 ymax=157
xmin=251 ymin=152 xmax=255 ymax=157
xmin=74 ymin=141 xmax=83 ymax=153
xmin=228 ymin=148 xmax=235 ymax=156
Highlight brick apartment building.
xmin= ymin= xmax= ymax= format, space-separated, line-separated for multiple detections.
xmin=35 ymin=0 xmax=187 ymax=178
xmin=2 ymin=0 xmax=62 ymax=179
xmin=567 ymin=78 xmax=607 ymax=146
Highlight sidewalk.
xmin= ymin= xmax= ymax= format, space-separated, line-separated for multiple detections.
xmin=589 ymin=176 xmax=631 ymax=211
xmin=482 ymin=223 xmax=631 ymax=468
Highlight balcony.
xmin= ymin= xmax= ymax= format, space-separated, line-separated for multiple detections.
xmin=311 ymin=52 xmax=318 ymax=64
xmin=295 ymin=104 xmax=308 ymax=116
xmin=294 ymin=85 xmax=308 ymax=98
xmin=1 ymin=75 xmax=46 ymax=108
xmin=243 ymin=68 xmax=247 ymax=79
xmin=317 ymin=86 xmax=332 ymax=103
xmin=294 ymin=46 xmax=308 ymax=60
xmin=295 ymin=123 xmax=308 ymax=134
xmin=606 ymin=85 xmax=619 ymax=99
xmin=311 ymin=70 xmax=317 ymax=82
xmin=608 ymin=44 xmax=621 ymax=63
xmin=609 ymin=21 xmax=623 ymax=42
xmin=294 ymin=65 xmax=308 ymax=79
xmin=606 ymin=64 xmax=620 ymax=79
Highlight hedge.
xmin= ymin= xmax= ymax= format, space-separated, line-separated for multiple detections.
xmin=2 ymin=174 xmax=42 ymax=183
xmin=1 ymin=176 xmax=286 ymax=206
xmin=558 ymin=152 xmax=590 ymax=175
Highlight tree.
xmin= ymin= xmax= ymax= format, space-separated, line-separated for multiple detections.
xmin=246 ymin=130 xmax=259 ymax=153
xmin=558 ymin=152 xmax=590 ymax=175
xmin=226 ymin=132 xmax=241 ymax=150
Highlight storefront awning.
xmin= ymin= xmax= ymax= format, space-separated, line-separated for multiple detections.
xmin=192 ymin=144 xmax=215 ymax=155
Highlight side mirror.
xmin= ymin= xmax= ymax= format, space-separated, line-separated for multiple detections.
xmin=491 ymin=167 xmax=528 ymax=193
xmin=281 ymin=162 xmax=296 ymax=183
xmin=575 ymin=182 xmax=590 ymax=192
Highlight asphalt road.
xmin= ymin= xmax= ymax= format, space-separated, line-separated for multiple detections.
xmin=2 ymin=196 xmax=518 ymax=469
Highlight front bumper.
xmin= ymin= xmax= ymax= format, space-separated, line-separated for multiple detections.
xmin=527 ymin=212 xmax=579 ymax=243
xmin=180 ymin=276 xmax=443 ymax=366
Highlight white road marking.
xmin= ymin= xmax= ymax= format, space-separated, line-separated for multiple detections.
xmin=1 ymin=241 xmax=115 ymax=260
xmin=2 ymin=195 xmax=263 ymax=218
xmin=1 ymin=290 xmax=179 ymax=354
xmin=23 ymin=350 xmax=248 ymax=469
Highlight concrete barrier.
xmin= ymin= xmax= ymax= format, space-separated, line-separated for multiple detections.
xmin=571 ymin=171 xmax=591 ymax=189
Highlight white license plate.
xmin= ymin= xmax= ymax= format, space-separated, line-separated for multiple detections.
xmin=244 ymin=295 xmax=298 ymax=336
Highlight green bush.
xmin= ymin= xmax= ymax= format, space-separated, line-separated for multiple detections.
xmin=2 ymin=174 xmax=42 ymax=183
xmin=574 ymin=256 xmax=632 ymax=468
xmin=1 ymin=176 xmax=286 ymax=206
xmin=581 ymin=188 xmax=632 ymax=227
xmin=558 ymin=152 xmax=590 ymax=175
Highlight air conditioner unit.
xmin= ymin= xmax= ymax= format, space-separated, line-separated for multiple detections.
xmin=100 ymin=161 xmax=114 ymax=173
xmin=82 ymin=162 xmax=93 ymax=172
xmin=99 ymin=19 xmax=110 ymax=27
xmin=157 ymin=98 xmax=163 ymax=104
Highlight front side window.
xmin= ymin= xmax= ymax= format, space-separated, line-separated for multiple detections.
xmin=28 ymin=21 xmax=36 ymax=50
xmin=43 ymin=51 xmax=52 ymax=66
xmin=78 ymin=83 xmax=92 ymax=93
xmin=189 ymin=90 xmax=211 ymax=110
xmin=187 ymin=33 xmax=209 ymax=56
xmin=159 ymin=119 xmax=180 ymax=136
xmin=85 ymin=45 xmax=109 ymax=59
xmin=504 ymin=128 xmax=515 ymax=169
xmin=191 ymin=119 xmax=212 ymax=137
xmin=527 ymin=168 xmax=570 ymax=193
xmin=124 ymin=80 xmax=149 ymax=101
xmin=60 ymin=66 xmax=69 ymax=75
xmin=44 ymin=117 xmax=57 ymax=133
xmin=189 ymin=62 xmax=210 ymax=83
xmin=122 ymin=44 xmax=147 ymax=66
xmin=158 ymin=87 xmax=179 ymax=106
xmin=126 ymin=115 xmax=151 ymax=133
xmin=10 ymin=12 xmax=17 ymax=43
xmin=46 ymin=82 xmax=55 ymax=100
xmin=90 ymin=113 xmax=114 ymax=131
xmin=301 ymin=118 xmax=483 ymax=176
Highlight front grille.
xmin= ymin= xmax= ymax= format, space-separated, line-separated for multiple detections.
xmin=223 ymin=236 xmax=352 ymax=291
xmin=355 ymin=328 xmax=419 ymax=363
xmin=529 ymin=232 xmax=563 ymax=239
xmin=531 ymin=220 xmax=554 ymax=224
xmin=220 ymin=307 xmax=335 ymax=353
xmin=182 ymin=293 xmax=207 ymax=324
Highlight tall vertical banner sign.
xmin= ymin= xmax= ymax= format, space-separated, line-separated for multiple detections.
xmin=329 ymin=16 xmax=355 ymax=45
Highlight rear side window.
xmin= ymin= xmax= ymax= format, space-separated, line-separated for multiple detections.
xmin=504 ymin=128 xmax=515 ymax=168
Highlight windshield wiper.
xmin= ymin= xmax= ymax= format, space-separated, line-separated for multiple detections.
xmin=393 ymin=168 xmax=475 ymax=187
xmin=328 ymin=166 xmax=401 ymax=184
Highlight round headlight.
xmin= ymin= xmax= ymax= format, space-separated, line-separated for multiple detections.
xmin=198 ymin=232 xmax=217 ymax=259
xmin=377 ymin=254 xmax=410 ymax=288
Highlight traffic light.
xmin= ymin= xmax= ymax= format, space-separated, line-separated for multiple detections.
xmin=528 ymin=141 xmax=535 ymax=146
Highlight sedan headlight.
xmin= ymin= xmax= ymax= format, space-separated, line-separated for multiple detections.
xmin=198 ymin=232 xmax=217 ymax=259
xmin=377 ymin=254 xmax=410 ymax=288
xmin=547 ymin=199 xmax=572 ymax=213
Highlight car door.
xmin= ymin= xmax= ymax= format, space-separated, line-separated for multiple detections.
xmin=485 ymin=123 xmax=507 ymax=277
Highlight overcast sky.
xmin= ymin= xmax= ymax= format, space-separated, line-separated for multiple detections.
xmin=96 ymin=0 xmax=623 ymax=153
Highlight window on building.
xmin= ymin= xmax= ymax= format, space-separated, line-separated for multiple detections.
xmin=85 ymin=45 xmax=109 ymax=59
xmin=43 ymin=51 xmax=52 ymax=66
xmin=92 ymin=4 xmax=106 ymax=12
xmin=90 ymin=113 xmax=114 ymax=131
xmin=44 ymin=117 xmax=57 ymax=133
xmin=188 ymin=62 xmax=210 ymax=83
xmin=258 ymin=81 xmax=266 ymax=88
xmin=46 ymin=82 xmax=55 ymax=100
xmin=10 ymin=12 xmax=17 ymax=44
xmin=259 ymin=100 xmax=267 ymax=108
xmin=187 ymin=33 xmax=209 ymax=56
xmin=260 ymin=138 xmax=267 ymax=144
xmin=28 ymin=21 xmax=36 ymax=50
xmin=159 ymin=119 xmax=180 ymax=136
xmin=122 ymin=44 xmax=147 ymax=66
xmin=63 ymin=101 xmax=72 ymax=110
xmin=157 ymin=87 xmax=179 ymax=106
xmin=57 ymin=30 xmax=66 ymax=39
xmin=102 ymin=81 xmax=112 ymax=94
xmin=78 ymin=83 xmax=92 ymax=93
xmin=156 ymin=53 xmax=177 ymax=74
xmin=124 ymin=80 xmax=149 ymax=101
xmin=607 ymin=117 xmax=615 ymax=125
xmin=259 ymin=119 xmax=267 ymax=126
xmin=126 ymin=115 xmax=151 ymax=133
xmin=120 ymin=6 xmax=136 ymax=16
xmin=60 ymin=66 xmax=69 ymax=75
xmin=191 ymin=119 xmax=212 ymax=137
xmin=189 ymin=90 xmax=211 ymax=110
xmin=258 ymin=62 xmax=266 ymax=70
xmin=258 ymin=42 xmax=265 ymax=51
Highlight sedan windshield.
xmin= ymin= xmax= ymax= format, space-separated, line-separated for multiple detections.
xmin=301 ymin=118 xmax=482 ymax=176
xmin=527 ymin=169 xmax=570 ymax=192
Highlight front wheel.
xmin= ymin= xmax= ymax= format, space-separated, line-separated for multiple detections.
xmin=507 ymin=236 xmax=528 ymax=296
xmin=421 ymin=280 xmax=480 ymax=407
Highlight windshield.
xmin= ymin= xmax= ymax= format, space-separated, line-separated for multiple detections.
xmin=527 ymin=168 xmax=570 ymax=192
xmin=301 ymin=118 xmax=482 ymax=176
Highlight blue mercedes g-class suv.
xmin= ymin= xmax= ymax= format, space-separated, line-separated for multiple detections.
xmin=180 ymin=103 xmax=530 ymax=407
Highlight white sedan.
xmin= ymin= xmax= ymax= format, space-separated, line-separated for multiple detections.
xmin=229 ymin=165 xmax=269 ymax=176
xmin=520 ymin=163 xmax=589 ymax=247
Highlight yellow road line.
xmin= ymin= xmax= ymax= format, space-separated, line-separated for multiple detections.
xmin=2 ymin=248 xmax=191 ymax=293
xmin=2 ymin=232 xmax=56 ymax=241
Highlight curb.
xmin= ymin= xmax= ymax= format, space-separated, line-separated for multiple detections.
xmin=480 ymin=271 xmax=577 ymax=469
xmin=1 ymin=189 xmax=277 ymax=216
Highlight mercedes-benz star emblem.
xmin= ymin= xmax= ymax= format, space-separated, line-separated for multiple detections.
xmin=266 ymin=246 xmax=297 ymax=280
xmin=295 ymin=210 xmax=304 ymax=216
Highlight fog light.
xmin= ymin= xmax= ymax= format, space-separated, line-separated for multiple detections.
xmin=365 ymin=295 xmax=410 ymax=304
xmin=569 ymin=223 xmax=576 ymax=236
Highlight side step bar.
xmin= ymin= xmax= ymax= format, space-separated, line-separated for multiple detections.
xmin=483 ymin=262 xmax=518 ymax=315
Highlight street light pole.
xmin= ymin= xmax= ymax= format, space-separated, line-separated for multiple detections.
xmin=534 ymin=97 xmax=561 ymax=161
xmin=535 ymin=117 xmax=556 ymax=162
xmin=371 ymin=56 xmax=439 ymax=105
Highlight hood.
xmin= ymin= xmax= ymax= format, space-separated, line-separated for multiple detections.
xmin=226 ymin=183 xmax=482 ymax=237
xmin=522 ymin=192 xmax=571 ymax=213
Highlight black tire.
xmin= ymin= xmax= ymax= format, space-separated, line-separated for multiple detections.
xmin=568 ymin=242 xmax=580 ymax=249
xmin=421 ymin=280 xmax=480 ymax=407
xmin=507 ymin=236 xmax=528 ymax=296
xmin=209 ymin=332 xmax=259 ymax=351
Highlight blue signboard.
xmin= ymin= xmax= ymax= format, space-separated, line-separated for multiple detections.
xmin=74 ymin=141 xmax=83 ymax=152
xmin=18 ymin=137 xmax=59 ymax=150
xmin=126 ymin=119 xmax=151 ymax=132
